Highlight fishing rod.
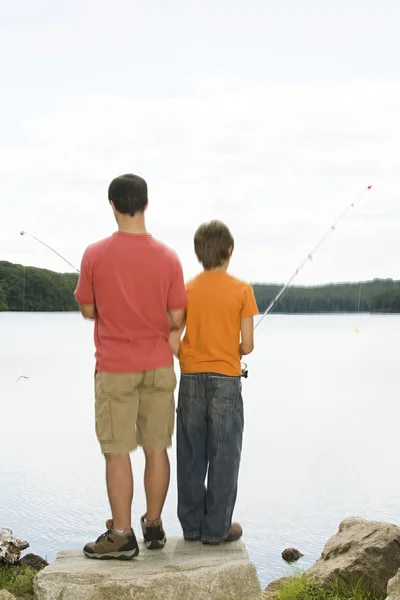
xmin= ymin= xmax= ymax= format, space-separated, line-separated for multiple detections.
xmin=254 ymin=184 xmax=372 ymax=330
xmin=240 ymin=184 xmax=373 ymax=378
xmin=21 ymin=182 xmax=373 ymax=338
xmin=19 ymin=231 xmax=80 ymax=273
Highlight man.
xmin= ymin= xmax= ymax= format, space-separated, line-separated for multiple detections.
xmin=74 ymin=173 xmax=187 ymax=560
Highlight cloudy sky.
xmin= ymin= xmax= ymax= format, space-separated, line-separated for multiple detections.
xmin=1 ymin=0 xmax=399 ymax=285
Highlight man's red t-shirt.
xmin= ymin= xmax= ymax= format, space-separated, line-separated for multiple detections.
xmin=74 ymin=232 xmax=187 ymax=373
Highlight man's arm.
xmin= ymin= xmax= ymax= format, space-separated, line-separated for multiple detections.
xmin=167 ymin=255 xmax=187 ymax=333
xmin=74 ymin=248 xmax=96 ymax=320
xmin=79 ymin=303 xmax=96 ymax=320
xmin=239 ymin=317 xmax=254 ymax=356
xmin=167 ymin=309 xmax=186 ymax=331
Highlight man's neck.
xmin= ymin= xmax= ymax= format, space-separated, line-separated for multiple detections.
xmin=117 ymin=213 xmax=147 ymax=234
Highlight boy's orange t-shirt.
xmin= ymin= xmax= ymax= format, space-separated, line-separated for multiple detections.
xmin=179 ymin=271 xmax=259 ymax=377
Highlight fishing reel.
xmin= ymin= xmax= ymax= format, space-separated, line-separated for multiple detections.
xmin=241 ymin=362 xmax=249 ymax=378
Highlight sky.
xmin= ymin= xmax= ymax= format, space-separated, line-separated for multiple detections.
xmin=1 ymin=0 xmax=399 ymax=285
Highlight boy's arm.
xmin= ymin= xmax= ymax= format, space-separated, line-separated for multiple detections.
xmin=239 ymin=317 xmax=254 ymax=356
xmin=239 ymin=284 xmax=259 ymax=356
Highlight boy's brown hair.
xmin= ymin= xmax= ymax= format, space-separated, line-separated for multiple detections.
xmin=194 ymin=220 xmax=234 ymax=270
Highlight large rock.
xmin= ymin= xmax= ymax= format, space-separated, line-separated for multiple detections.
xmin=0 ymin=591 xmax=17 ymax=600
xmin=34 ymin=537 xmax=262 ymax=600
xmin=19 ymin=553 xmax=48 ymax=571
xmin=0 ymin=528 xmax=29 ymax=566
xmin=306 ymin=517 xmax=400 ymax=598
xmin=387 ymin=570 xmax=400 ymax=600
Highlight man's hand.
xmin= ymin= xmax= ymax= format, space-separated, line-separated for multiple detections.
xmin=79 ymin=303 xmax=96 ymax=320
xmin=169 ymin=326 xmax=185 ymax=358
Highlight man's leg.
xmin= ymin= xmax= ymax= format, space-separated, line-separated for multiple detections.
xmin=105 ymin=453 xmax=133 ymax=531
xmin=177 ymin=373 xmax=207 ymax=540
xmin=202 ymin=375 xmax=244 ymax=545
xmin=83 ymin=372 xmax=140 ymax=560
xmin=137 ymin=366 xmax=177 ymax=549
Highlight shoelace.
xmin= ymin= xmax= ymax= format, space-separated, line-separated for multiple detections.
xmin=96 ymin=530 xmax=112 ymax=543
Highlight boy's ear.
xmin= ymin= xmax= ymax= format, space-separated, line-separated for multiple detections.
xmin=227 ymin=245 xmax=233 ymax=256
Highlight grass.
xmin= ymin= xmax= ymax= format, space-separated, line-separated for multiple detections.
xmin=270 ymin=573 xmax=385 ymax=600
xmin=0 ymin=564 xmax=36 ymax=599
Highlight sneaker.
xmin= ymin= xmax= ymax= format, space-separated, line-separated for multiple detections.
xmin=203 ymin=522 xmax=243 ymax=546
xmin=140 ymin=515 xmax=166 ymax=550
xmin=83 ymin=520 xmax=139 ymax=560
xmin=226 ymin=522 xmax=243 ymax=542
xmin=184 ymin=535 xmax=201 ymax=541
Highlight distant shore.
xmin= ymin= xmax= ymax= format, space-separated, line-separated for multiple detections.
xmin=1 ymin=260 xmax=400 ymax=314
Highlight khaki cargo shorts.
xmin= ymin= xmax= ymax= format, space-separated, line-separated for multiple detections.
xmin=94 ymin=366 xmax=177 ymax=454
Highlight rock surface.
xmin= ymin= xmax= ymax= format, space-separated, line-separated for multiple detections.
xmin=34 ymin=537 xmax=262 ymax=600
xmin=0 ymin=528 xmax=29 ymax=566
xmin=262 ymin=577 xmax=289 ymax=599
xmin=19 ymin=554 xmax=48 ymax=571
xmin=281 ymin=547 xmax=304 ymax=563
xmin=0 ymin=591 xmax=17 ymax=600
xmin=306 ymin=516 xmax=400 ymax=597
xmin=387 ymin=569 xmax=400 ymax=600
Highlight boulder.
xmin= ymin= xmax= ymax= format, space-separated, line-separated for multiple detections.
xmin=306 ymin=517 xmax=400 ymax=598
xmin=281 ymin=548 xmax=304 ymax=563
xmin=387 ymin=569 xmax=400 ymax=600
xmin=0 ymin=528 xmax=29 ymax=566
xmin=262 ymin=577 xmax=289 ymax=599
xmin=34 ymin=537 xmax=263 ymax=600
xmin=19 ymin=553 xmax=48 ymax=571
xmin=0 ymin=591 xmax=17 ymax=600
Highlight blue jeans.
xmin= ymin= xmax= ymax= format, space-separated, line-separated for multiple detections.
xmin=176 ymin=372 xmax=244 ymax=543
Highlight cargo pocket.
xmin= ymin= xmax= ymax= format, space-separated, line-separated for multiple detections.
xmin=94 ymin=373 xmax=113 ymax=443
xmin=154 ymin=366 xmax=177 ymax=392
xmin=95 ymin=398 xmax=113 ymax=442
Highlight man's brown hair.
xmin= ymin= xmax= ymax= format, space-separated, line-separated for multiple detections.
xmin=194 ymin=220 xmax=234 ymax=270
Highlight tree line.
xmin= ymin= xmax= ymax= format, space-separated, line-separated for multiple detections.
xmin=1 ymin=260 xmax=400 ymax=313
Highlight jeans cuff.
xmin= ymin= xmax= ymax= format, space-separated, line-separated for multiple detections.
xmin=184 ymin=532 xmax=201 ymax=539
xmin=202 ymin=535 xmax=224 ymax=543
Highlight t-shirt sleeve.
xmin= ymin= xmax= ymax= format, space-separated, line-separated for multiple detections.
xmin=167 ymin=256 xmax=187 ymax=311
xmin=74 ymin=248 xmax=95 ymax=305
xmin=241 ymin=284 xmax=259 ymax=318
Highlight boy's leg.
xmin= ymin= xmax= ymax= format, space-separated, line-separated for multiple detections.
xmin=84 ymin=372 xmax=141 ymax=560
xmin=177 ymin=373 xmax=207 ymax=540
xmin=137 ymin=366 xmax=177 ymax=549
xmin=202 ymin=375 xmax=244 ymax=544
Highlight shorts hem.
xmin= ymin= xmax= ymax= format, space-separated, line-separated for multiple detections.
xmin=100 ymin=443 xmax=138 ymax=454
xmin=137 ymin=439 xmax=172 ymax=450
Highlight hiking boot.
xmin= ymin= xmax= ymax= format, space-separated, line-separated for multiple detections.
xmin=83 ymin=520 xmax=139 ymax=560
xmin=140 ymin=515 xmax=166 ymax=550
xmin=203 ymin=522 xmax=243 ymax=546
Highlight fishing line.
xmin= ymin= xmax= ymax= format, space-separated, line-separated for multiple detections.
xmin=20 ymin=182 xmax=373 ymax=376
xmin=254 ymin=185 xmax=372 ymax=330
xmin=20 ymin=231 xmax=80 ymax=273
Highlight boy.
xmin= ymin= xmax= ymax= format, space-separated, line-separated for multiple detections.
xmin=74 ymin=173 xmax=186 ymax=559
xmin=170 ymin=220 xmax=258 ymax=545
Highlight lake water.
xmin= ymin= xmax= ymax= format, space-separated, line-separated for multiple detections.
xmin=1 ymin=312 xmax=399 ymax=587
